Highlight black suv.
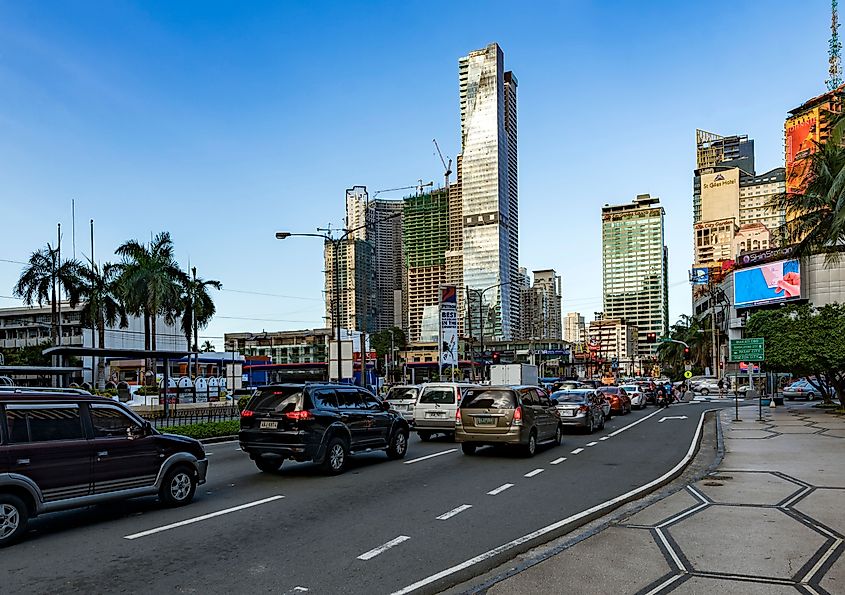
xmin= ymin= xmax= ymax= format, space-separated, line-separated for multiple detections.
xmin=239 ymin=383 xmax=410 ymax=474
xmin=0 ymin=387 xmax=208 ymax=547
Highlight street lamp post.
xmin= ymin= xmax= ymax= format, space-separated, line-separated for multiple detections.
xmin=465 ymin=281 xmax=514 ymax=381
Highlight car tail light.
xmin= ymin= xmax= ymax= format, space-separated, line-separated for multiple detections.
xmin=455 ymin=408 xmax=462 ymax=425
xmin=284 ymin=410 xmax=314 ymax=421
xmin=512 ymin=406 xmax=523 ymax=425
xmin=241 ymin=410 xmax=255 ymax=418
xmin=579 ymin=405 xmax=589 ymax=412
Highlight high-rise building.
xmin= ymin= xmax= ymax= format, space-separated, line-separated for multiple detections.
xmin=324 ymin=238 xmax=375 ymax=333
xmin=587 ymin=318 xmax=639 ymax=371
xmin=601 ymin=194 xmax=668 ymax=357
xmin=459 ymin=42 xmax=519 ymax=341
xmin=342 ymin=186 xmax=404 ymax=332
xmin=694 ymin=129 xmax=755 ymax=225
xmin=564 ymin=312 xmax=586 ymax=344
xmin=519 ymin=269 xmax=562 ymax=340
xmin=403 ymin=189 xmax=450 ymax=343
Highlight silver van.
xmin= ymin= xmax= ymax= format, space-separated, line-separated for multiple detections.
xmin=383 ymin=385 xmax=420 ymax=423
xmin=412 ymin=383 xmax=478 ymax=441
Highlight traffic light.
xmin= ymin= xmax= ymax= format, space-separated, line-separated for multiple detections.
xmin=646 ymin=332 xmax=657 ymax=343
xmin=683 ymin=347 xmax=690 ymax=356
xmin=492 ymin=351 xmax=501 ymax=364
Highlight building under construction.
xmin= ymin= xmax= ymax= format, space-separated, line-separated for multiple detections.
xmin=403 ymin=189 xmax=449 ymax=343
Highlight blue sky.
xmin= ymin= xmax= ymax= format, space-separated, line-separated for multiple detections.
xmin=0 ymin=0 xmax=834 ymax=347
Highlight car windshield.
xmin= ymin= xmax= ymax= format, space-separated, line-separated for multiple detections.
xmin=419 ymin=387 xmax=455 ymax=404
xmin=620 ymin=386 xmax=639 ymax=392
xmin=551 ymin=391 xmax=587 ymax=403
xmin=248 ymin=387 xmax=304 ymax=413
xmin=386 ymin=387 xmax=418 ymax=401
xmin=461 ymin=389 xmax=516 ymax=409
xmin=598 ymin=387 xmax=619 ymax=394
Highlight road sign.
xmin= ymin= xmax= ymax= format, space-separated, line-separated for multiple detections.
xmin=730 ymin=338 xmax=765 ymax=362
xmin=684 ymin=370 xmax=693 ymax=379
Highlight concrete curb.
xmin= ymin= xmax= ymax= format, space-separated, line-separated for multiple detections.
xmin=393 ymin=408 xmax=721 ymax=595
xmin=199 ymin=435 xmax=238 ymax=445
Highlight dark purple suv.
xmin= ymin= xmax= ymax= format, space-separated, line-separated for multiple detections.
xmin=0 ymin=388 xmax=208 ymax=547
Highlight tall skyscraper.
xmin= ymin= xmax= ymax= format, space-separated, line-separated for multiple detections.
xmin=564 ymin=312 xmax=586 ymax=344
xmin=459 ymin=42 xmax=519 ymax=341
xmin=519 ymin=269 xmax=562 ymax=340
xmin=601 ymin=194 xmax=668 ymax=357
xmin=324 ymin=238 xmax=374 ymax=332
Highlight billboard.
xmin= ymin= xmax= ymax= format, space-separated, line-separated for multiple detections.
xmin=700 ymin=168 xmax=739 ymax=223
xmin=785 ymin=111 xmax=818 ymax=194
xmin=439 ymin=285 xmax=458 ymax=367
xmin=733 ymin=259 xmax=801 ymax=308
xmin=690 ymin=267 xmax=709 ymax=285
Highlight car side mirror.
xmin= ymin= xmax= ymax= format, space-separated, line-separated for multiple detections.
xmin=380 ymin=400 xmax=391 ymax=411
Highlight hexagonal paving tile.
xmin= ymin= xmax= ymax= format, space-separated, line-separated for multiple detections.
xmin=774 ymin=426 xmax=823 ymax=434
xmin=794 ymin=488 xmax=845 ymax=535
xmin=624 ymin=488 xmax=701 ymax=527
xmin=821 ymin=429 xmax=845 ymax=438
xmin=820 ymin=548 xmax=845 ymax=594
xmin=668 ymin=506 xmax=827 ymax=579
xmin=669 ymin=576 xmax=800 ymax=594
xmin=769 ymin=420 xmax=814 ymax=426
xmin=694 ymin=472 xmax=801 ymax=506
xmin=727 ymin=430 xmax=776 ymax=439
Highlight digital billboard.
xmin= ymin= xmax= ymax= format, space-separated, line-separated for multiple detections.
xmin=733 ymin=259 xmax=801 ymax=308
xmin=785 ymin=111 xmax=818 ymax=194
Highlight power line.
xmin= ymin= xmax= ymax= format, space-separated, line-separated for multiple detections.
xmin=220 ymin=288 xmax=323 ymax=302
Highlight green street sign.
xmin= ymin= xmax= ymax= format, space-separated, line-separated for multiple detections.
xmin=730 ymin=338 xmax=765 ymax=362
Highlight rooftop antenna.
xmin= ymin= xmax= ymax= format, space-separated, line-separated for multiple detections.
xmin=828 ymin=0 xmax=842 ymax=90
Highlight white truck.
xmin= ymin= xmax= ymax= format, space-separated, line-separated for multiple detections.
xmin=489 ymin=363 xmax=539 ymax=387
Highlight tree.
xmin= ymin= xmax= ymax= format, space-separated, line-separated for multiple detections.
xmin=657 ymin=314 xmax=710 ymax=379
xmin=73 ymin=260 xmax=128 ymax=389
xmin=177 ymin=267 xmax=221 ymax=376
xmin=14 ymin=244 xmax=81 ymax=344
xmin=200 ymin=340 xmax=215 ymax=352
xmin=746 ymin=303 xmax=845 ymax=408
xmin=370 ymin=327 xmax=407 ymax=378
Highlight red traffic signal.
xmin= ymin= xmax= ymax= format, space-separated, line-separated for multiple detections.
xmin=492 ymin=352 xmax=501 ymax=364
xmin=683 ymin=347 xmax=690 ymax=356
xmin=646 ymin=332 xmax=657 ymax=343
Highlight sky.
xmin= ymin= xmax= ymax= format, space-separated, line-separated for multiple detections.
xmin=0 ymin=0 xmax=835 ymax=348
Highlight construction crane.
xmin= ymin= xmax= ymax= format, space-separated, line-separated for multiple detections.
xmin=433 ymin=139 xmax=453 ymax=190
xmin=372 ymin=181 xmax=434 ymax=199
xmin=829 ymin=0 xmax=842 ymax=90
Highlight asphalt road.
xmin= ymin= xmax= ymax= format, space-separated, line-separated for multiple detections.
xmin=2 ymin=400 xmax=734 ymax=595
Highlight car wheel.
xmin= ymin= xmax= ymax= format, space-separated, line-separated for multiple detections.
xmin=605 ymin=410 xmax=612 ymax=421
xmin=700 ymin=388 xmax=710 ymax=396
xmin=586 ymin=415 xmax=595 ymax=434
xmin=159 ymin=465 xmax=197 ymax=507
xmin=524 ymin=430 xmax=538 ymax=457
xmin=808 ymin=393 xmax=817 ymax=401
xmin=254 ymin=458 xmax=283 ymax=473
xmin=553 ymin=425 xmax=562 ymax=446
xmin=418 ymin=431 xmax=432 ymax=442
xmin=461 ymin=443 xmax=477 ymax=455
xmin=386 ymin=429 xmax=409 ymax=460
xmin=0 ymin=494 xmax=28 ymax=548
xmin=599 ymin=415 xmax=606 ymax=430
xmin=321 ymin=437 xmax=348 ymax=475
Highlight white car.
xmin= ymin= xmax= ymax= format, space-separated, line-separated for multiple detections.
xmin=412 ymin=383 xmax=478 ymax=441
xmin=620 ymin=385 xmax=647 ymax=409
xmin=383 ymin=385 xmax=420 ymax=423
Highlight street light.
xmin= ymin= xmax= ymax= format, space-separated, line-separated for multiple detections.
xmin=464 ymin=281 xmax=514 ymax=380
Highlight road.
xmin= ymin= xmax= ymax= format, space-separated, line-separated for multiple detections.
xmin=2 ymin=401 xmax=732 ymax=594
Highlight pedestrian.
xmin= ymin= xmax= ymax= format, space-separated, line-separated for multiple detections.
xmin=718 ymin=378 xmax=725 ymax=397
xmin=657 ymin=385 xmax=668 ymax=408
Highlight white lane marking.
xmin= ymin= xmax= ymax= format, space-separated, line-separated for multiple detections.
xmin=550 ymin=457 xmax=567 ymax=465
xmin=571 ymin=448 xmax=584 ymax=455
xmin=487 ymin=483 xmax=514 ymax=496
xmin=658 ymin=415 xmax=688 ymax=423
xmin=586 ymin=441 xmax=598 ymax=447
xmin=436 ymin=504 xmax=472 ymax=520
xmin=390 ymin=408 xmax=715 ymax=595
xmin=403 ymin=449 xmax=457 ymax=465
xmin=608 ymin=408 xmax=663 ymax=437
xmin=357 ymin=535 xmax=411 ymax=560
xmin=599 ymin=436 xmax=609 ymax=441
xmin=124 ymin=495 xmax=284 ymax=540
xmin=524 ymin=468 xmax=544 ymax=478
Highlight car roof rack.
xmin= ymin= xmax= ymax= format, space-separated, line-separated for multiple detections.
xmin=0 ymin=386 xmax=93 ymax=396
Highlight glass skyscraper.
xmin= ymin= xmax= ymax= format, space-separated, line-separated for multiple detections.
xmin=459 ymin=42 xmax=519 ymax=340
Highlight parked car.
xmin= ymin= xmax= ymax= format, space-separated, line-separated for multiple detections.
xmin=551 ymin=389 xmax=606 ymax=433
xmin=783 ymin=379 xmax=827 ymax=400
xmin=597 ymin=386 xmax=632 ymax=415
xmin=0 ymin=387 xmax=208 ymax=547
xmin=239 ymin=383 xmax=410 ymax=474
xmin=693 ymin=379 xmax=724 ymax=396
xmin=383 ymin=385 xmax=420 ymax=423
xmin=412 ymin=382 xmax=478 ymax=441
xmin=619 ymin=385 xmax=647 ymax=409
xmin=455 ymin=386 xmax=561 ymax=456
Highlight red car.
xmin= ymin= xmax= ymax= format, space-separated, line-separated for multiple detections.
xmin=597 ymin=386 xmax=632 ymax=415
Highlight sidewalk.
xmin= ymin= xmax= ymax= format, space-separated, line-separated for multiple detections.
xmin=482 ymin=403 xmax=845 ymax=595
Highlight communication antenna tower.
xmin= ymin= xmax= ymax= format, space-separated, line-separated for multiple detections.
xmin=828 ymin=0 xmax=842 ymax=90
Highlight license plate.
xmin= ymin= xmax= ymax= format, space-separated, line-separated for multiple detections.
xmin=475 ymin=416 xmax=495 ymax=426
xmin=426 ymin=411 xmax=445 ymax=418
xmin=260 ymin=421 xmax=278 ymax=429
xmin=563 ymin=409 xmax=577 ymax=417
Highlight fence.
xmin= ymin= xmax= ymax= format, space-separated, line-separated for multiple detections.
xmin=139 ymin=403 xmax=241 ymax=429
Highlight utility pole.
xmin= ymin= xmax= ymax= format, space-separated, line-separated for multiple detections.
xmin=710 ymin=281 xmax=719 ymax=379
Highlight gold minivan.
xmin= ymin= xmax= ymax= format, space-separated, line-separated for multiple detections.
xmin=455 ymin=385 xmax=562 ymax=456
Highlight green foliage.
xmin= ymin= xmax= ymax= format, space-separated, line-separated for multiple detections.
xmin=657 ymin=315 xmax=710 ymax=379
xmin=135 ymin=386 xmax=159 ymax=396
xmin=158 ymin=420 xmax=239 ymax=440
xmin=93 ymin=388 xmax=119 ymax=397
xmin=370 ymin=327 xmax=407 ymax=360
xmin=746 ymin=303 xmax=845 ymax=407
xmin=0 ymin=342 xmax=52 ymax=367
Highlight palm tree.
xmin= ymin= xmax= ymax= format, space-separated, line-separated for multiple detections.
xmin=14 ymin=244 xmax=82 ymax=344
xmin=658 ymin=314 xmax=710 ymax=377
xmin=177 ymin=267 xmax=221 ymax=376
xmin=200 ymin=340 xmax=215 ymax=352
xmin=75 ymin=260 xmax=128 ymax=388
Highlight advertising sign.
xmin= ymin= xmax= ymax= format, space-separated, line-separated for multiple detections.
xmin=439 ymin=285 xmax=458 ymax=367
xmin=786 ymin=112 xmax=818 ymax=194
xmin=700 ymin=168 xmax=739 ymax=223
xmin=735 ymin=245 xmax=796 ymax=269
xmin=690 ymin=267 xmax=710 ymax=285
xmin=733 ymin=259 xmax=801 ymax=308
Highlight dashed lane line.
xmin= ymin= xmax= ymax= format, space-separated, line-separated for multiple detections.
xmin=524 ymin=468 xmax=544 ymax=478
xmin=124 ymin=495 xmax=285 ymax=540
xmin=487 ymin=483 xmax=514 ymax=496
xmin=550 ymin=457 xmax=567 ymax=465
xmin=436 ymin=505 xmax=472 ymax=520
xmin=586 ymin=441 xmax=598 ymax=447
xmin=599 ymin=436 xmax=609 ymax=441
xmin=357 ymin=536 xmax=411 ymax=560
xmin=571 ymin=448 xmax=584 ymax=455
xmin=404 ymin=449 xmax=458 ymax=465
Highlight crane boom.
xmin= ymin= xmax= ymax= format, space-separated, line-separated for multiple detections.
xmin=432 ymin=138 xmax=453 ymax=189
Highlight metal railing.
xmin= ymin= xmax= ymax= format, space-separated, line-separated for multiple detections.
xmin=140 ymin=403 xmax=241 ymax=429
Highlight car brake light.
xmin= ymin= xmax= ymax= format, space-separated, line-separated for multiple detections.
xmin=455 ymin=408 xmax=462 ymax=424
xmin=579 ymin=405 xmax=589 ymax=412
xmin=241 ymin=410 xmax=255 ymax=418
xmin=513 ymin=406 xmax=523 ymax=423
xmin=284 ymin=410 xmax=313 ymax=421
